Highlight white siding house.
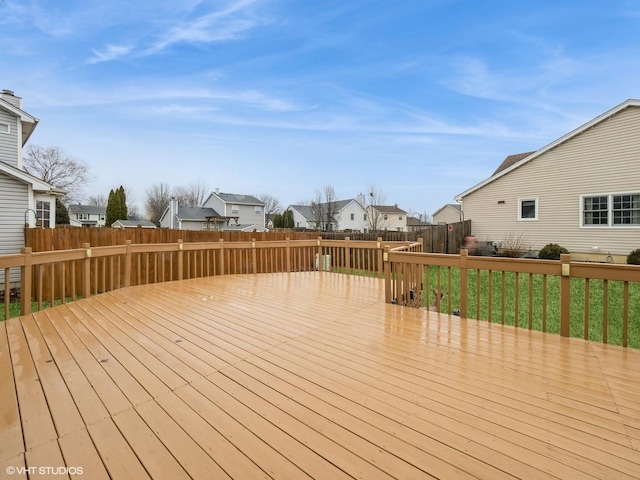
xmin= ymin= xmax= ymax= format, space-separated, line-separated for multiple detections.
xmin=0 ymin=89 xmax=61 ymax=255
xmin=68 ymin=204 xmax=107 ymax=227
xmin=456 ymin=99 xmax=640 ymax=261
xmin=288 ymin=198 xmax=368 ymax=231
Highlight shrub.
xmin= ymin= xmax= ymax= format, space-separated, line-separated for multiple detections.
xmin=497 ymin=233 xmax=531 ymax=258
xmin=538 ymin=243 xmax=569 ymax=260
xmin=627 ymin=248 xmax=640 ymax=265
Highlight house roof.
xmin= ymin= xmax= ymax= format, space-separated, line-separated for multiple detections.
xmin=207 ymin=192 xmax=264 ymax=206
xmin=0 ymin=97 xmax=39 ymax=146
xmin=432 ymin=203 xmax=461 ymax=217
xmin=456 ymin=98 xmax=640 ymax=201
xmin=112 ymin=220 xmax=157 ymax=228
xmin=406 ymin=217 xmax=430 ymax=227
xmin=289 ymin=199 xmax=363 ymax=221
xmin=176 ymin=207 xmax=221 ymax=221
xmin=68 ymin=204 xmax=106 ymax=215
xmin=371 ymin=204 xmax=407 ymax=214
xmin=0 ymin=160 xmax=63 ymax=194
xmin=491 ymin=151 xmax=536 ymax=176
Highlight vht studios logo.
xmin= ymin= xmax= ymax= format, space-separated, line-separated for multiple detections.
xmin=6 ymin=466 xmax=84 ymax=476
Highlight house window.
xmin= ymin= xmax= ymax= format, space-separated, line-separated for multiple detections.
xmin=255 ymin=206 xmax=261 ymax=215
xmin=350 ymin=213 xmax=354 ymax=220
xmin=582 ymin=193 xmax=640 ymax=227
xmin=0 ymin=123 xmax=9 ymax=134
xmin=77 ymin=213 xmax=89 ymax=220
xmin=518 ymin=198 xmax=538 ymax=221
xmin=399 ymin=215 xmax=403 ymax=220
xmin=100 ymin=215 xmax=105 ymax=221
xmin=613 ymin=194 xmax=640 ymax=225
xmin=363 ymin=214 xmax=367 ymax=221
xmin=231 ymin=205 xmax=239 ymax=214
xmin=36 ymin=200 xmax=51 ymax=228
xmin=583 ymin=196 xmax=609 ymax=226
xmin=383 ymin=214 xmax=388 ymax=220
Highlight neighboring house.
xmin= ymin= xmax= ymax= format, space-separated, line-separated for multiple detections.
xmin=289 ymin=196 xmax=368 ymax=231
xmin=159 ymin=196 xmax=267 ymax=231
xmin=68 ymin=204 xmax=106 ymax=227
xmin=203 ymin=190 xmax=266 ymax=228
xmin=455 ymin=99 xmax=640 ymax=260
xmin=367 ymin=204 xmax=408 ymax=232
xmin=432 ymin=204 xmax=463 ymax=224
xmin=407 ymin=216 xmax=431 ymax=232
xmin=112 ymin=220 xmax=157 ymax=229
xmin=0 ymin=89 xmax=62 ymax=255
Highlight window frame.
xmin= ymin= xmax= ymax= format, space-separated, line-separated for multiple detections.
xmin=580 ymin=192 xmax=640 ymax=228
xmin=0 ymin=123 xmax=9 ymax=134
xmin=36 ymin=200 xmax=51 ymax=228
xmin=517 ymin=197 xmax=538 ymax=221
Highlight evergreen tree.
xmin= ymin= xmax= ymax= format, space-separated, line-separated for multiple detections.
xmin=273 ymin=213 xmax=283 ymax=228
xmin=283 ymin=209 xmax=294 ymax=228
xmin=106 ymin=189 xmax=116 ymax=226
xmin=106 ymin=186 xmax=129 ymax=226
xmin=55 ymin=198 xmax=70 ymax=225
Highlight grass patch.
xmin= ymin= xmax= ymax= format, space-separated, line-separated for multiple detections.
xmin=1 ymin=297 xmax=77 ymax=322
xmin=421 ymin=266 xmax=640 ymax=348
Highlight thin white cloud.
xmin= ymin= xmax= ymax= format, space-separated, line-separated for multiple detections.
xmin=87 ymin=44 xmax=133 ymax=64
xmin=145 ymin=0 xmax=261 ymax=55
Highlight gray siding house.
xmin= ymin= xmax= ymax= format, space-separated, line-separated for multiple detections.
xmin=456 ymin=99 xmax=640 ymax=261
xmin=202 ymin=190 xmax=266 ymax=229
xmin=0 ymin=89 xmax=61 ymax=255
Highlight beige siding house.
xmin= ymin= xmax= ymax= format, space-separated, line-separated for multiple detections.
xmin=432 ymin=204 xmax=463 ymax=224
xmin=456 ymin=99 xmax=640 ymax=261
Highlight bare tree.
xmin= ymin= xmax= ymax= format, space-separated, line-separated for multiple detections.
xmin=23 ymin=145 xmax=94 ymax=204
xmin=173 ymin=180 xmax=208 ymax=207
xmin=257 ymin=193 xmax=282 ymax=216
xmin=310 ymin=185 xmax=339 ymax=231
xmin=365 ymin=184 xmax=390 ymax=233
xmin=87 ymin=194 xmax=107 ymax=206
xmin=145 ymin=182 xmax=171 ymax=225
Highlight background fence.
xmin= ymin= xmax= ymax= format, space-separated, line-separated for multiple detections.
xmin=24 ymin=220 xmax=471 ymax=254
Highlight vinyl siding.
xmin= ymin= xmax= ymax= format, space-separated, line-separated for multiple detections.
xmin=433 ymin=206 xmax=462 ymax=224
xmin=0 ymin=172 xmax=28 ymax=255
xmin=0 ymin=109 xmax=19 ymax=167
xmin=462 ymin=106 xmax=640 ymax=255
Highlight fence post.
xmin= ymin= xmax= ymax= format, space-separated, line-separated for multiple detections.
xmin=417 ymin=238 xmax=423 ymax=253
xmin=384 ymin=246 xmax=391 ymax=303
xmin=124 ymin=240 xmax=132 ymax=287
xmin=252 ymin=238 xmax=257 ymax=274
xmin=177 ymin=239 xmax=184 ymax=280
xmin=20 ymin=247 xmax=33 ymax=315
xmin=459 ymin=249 xmax=468 ymax=319
xmin=82 ymin=243 xmax=91 ymax=299
xmin=317 ymin=236 xmax=322 ymax=273
xmin=286 ymin=237 xmax=291 ymax=272
xmin=344 ymin=237 xmax=350 ymax=275
xmin=560 ymin=253 xmax=571 ymax=337
xmin=377 ymin=237 xmax=383 ymax=278
xmin=218 ymin=239 xmax=225 ymax=275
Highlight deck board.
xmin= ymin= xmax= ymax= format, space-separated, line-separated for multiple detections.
xmin=1 ymin=272 xmax=639 ymax=479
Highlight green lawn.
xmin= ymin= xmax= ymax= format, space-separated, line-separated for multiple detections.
xmin=422 ymin=266 xmax=640 ymax=349
xmin=0 ymin=298 xmax=76 ymax=322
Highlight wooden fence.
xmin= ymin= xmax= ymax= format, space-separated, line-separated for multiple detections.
xmin=24 ymin=220 xmax=471 ymax=254
xmin=385 ymin=249 xmax=640 ymax=348
xmin=1 ymin=238 xmax=419 ymax=320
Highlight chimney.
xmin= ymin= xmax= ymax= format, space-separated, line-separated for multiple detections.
xmin=356 ymin=193 xmax=366 ymax=206
xmin=0 ymin=89 xmax=22 ymax=109
xmin=169 ymin=197 xmax=178 ymax=229
xmin=215 ymin=187 xmax=220 ymax=195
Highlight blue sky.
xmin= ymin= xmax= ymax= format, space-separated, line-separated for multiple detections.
xmin=2 ymin=0 xmax=640 ymax=217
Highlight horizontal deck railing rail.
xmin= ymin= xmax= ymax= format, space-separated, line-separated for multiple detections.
xmin=1 ymin=237 xmax=418 ymax=320
xmin=384 ymin=249 xmax=640 ymax=348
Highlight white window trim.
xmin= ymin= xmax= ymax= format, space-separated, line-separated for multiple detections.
xmin=517 ymin=197 xmax=538 ymax=221
xmin=580 ymin=192 xmax=640 ymax=228
xmin=0 ymin=122 xmax=9 ymax=134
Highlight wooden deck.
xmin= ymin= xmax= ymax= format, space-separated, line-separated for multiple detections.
xmin=1 ymin=272 xmax=639 ymax=480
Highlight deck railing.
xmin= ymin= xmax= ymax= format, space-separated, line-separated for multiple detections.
xmin=0 ymin=237 xmax=417 ymax=320
xmin=384 ymin=249 xmax=640 ymax=348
